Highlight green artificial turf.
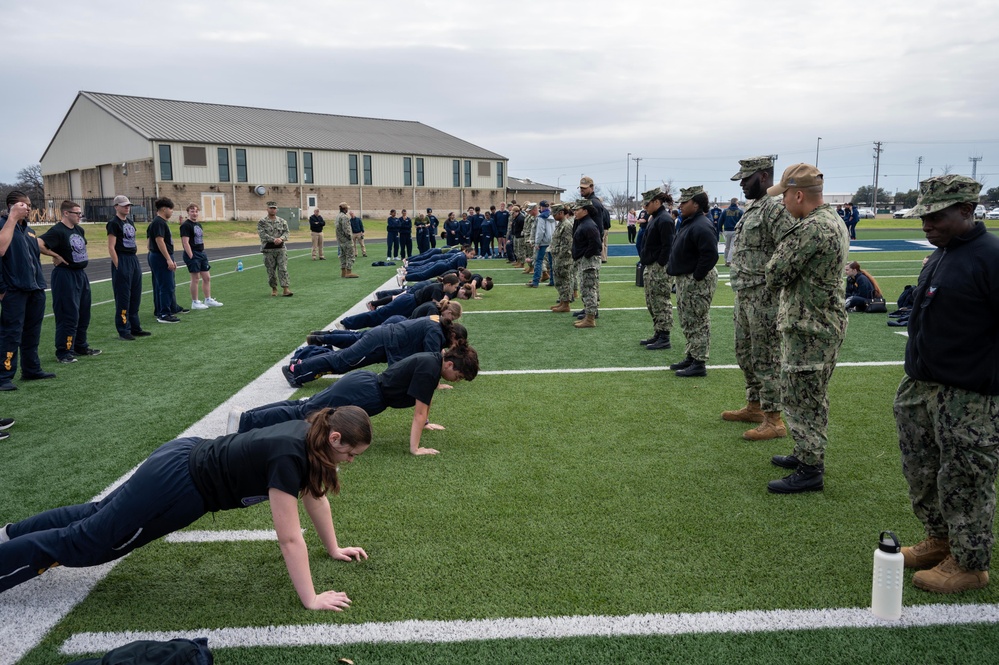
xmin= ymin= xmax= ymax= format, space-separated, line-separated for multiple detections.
xmin=9 ymin=238 xmax=997 ymax=665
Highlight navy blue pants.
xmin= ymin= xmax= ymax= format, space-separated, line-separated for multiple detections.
xmin=148 ymin=252 xmax=178 ymax=318
xmin=51 ymin=266 xmax=92 ymax=359
xmin=341 ymin=294 xmax=417 ymax=330
xmin=316 ymin=315 xmax=407 ymax=349
xmin=386 ymin=230 xmax=399 ymax=258
xmin=0 ymin=438 xmax=204 ymax=592
xmin=239 ymin=372 xmax=386 ymax=432
xmin=400 ymin=233 xmax=412 ymax=259
xmin=296 ymin=327 xmax=392 ymax=381
xmin=0 ymin=288 xmax=46 ymax=383
xmin=405 ymin=262 xmax=459 ymax=282
xmin=111 ymin=253 xmax=143 ymax=335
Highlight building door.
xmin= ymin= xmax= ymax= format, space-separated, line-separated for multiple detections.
xmin=69 ymin=170 xmax=82 ymax=200
xmin=306 ymin=194 xmax=318 ymax=213
xmin=200 ymin=193 xmax=226 ymax=221
xmin=99 ymin=165 xmax=115 ymax=198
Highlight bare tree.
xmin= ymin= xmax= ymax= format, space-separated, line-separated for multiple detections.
xmin=15 ymin=164 xmax=44 ymax=209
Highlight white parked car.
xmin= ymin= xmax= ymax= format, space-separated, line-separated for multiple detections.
xmin=975 ymin=205 xmax=987 ymax=219
xmin=986 ymin=208 xmax=999 ymax=220
xmin=857 ymin=208 xmax=876 ymax=219
xmin=892 ymin=208 xmax=912 ymax=219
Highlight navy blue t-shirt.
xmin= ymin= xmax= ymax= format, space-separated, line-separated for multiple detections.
xmin=40 ymin=222 xmax=89 ymax=270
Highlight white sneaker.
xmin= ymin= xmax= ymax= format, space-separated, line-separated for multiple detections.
xmin=204 ymin=297 xmax=224 ymax=307
xmin=226 ymin=409 xmax=242 ymax=435
xmin=0 ymin=523 xmax=10 ymax=544
xmin=191 ymin=300 xmax=210 ymax=310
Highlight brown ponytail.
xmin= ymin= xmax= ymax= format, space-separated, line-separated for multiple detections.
xmin=444 ymin=340 xmax=479 ymax=381
xmin=303 ymin=406 xmax=372 ymax=498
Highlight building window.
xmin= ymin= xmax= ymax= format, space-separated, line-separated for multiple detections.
xmin=496 ymin=161 xmax=504 ymax=188
xmin=453 ymin=160 xmax=460 ymax=187
xmin=349 ymin=154 xmax=359 ymax=185
xmin=303 ymin=152 xmax=314 ymax=184
xmin=218 ymin=148 xmax=230 ymax=182
xmin=287 ymin=151 xmax=298 ymax=183
xmin=416 ymin=158 xmax=424 ymax=186
xmin=183 ymin=146 xmax=207 ymax=167
xmin=464 ymin=160 xmax=471 ymax=188
xmin=477 ymin=161 xmax=491 ymax=177
xmin=403 ymin=157 xmax=412 ymax=186
xmin=159 ymin=144 xmax=172 ymax=181
xmin=235 ymin=148 xmax=247 ymax=182
xmin=363 ymin=155 xmax=372 ymax=186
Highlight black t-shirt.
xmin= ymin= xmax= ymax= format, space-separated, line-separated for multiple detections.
xmin=188 ymin=420 xmax=310 ymax=513
xmin=409 ymin=301 xmax=439 ymax=319
xmin=414 ymin=282 xmax=445 ymax=306
xmin=147 ymin=216 xmax=174 ymax=254
xmin=40 ymin=222 xmax=89 ymax=270
xmin=179 ymin=220 xmax=205 ymax=252
xmin=377 ymin=351 xmax=442 ymax=408
xmin=106 ymin=216 xmax=138 ymax=255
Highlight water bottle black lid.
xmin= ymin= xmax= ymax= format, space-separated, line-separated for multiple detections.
xmin=879 ymin=531 xmax=901 ymax=553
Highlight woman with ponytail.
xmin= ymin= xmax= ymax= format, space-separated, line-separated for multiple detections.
xmin=0 ymin=407 xmax=372 ymax=608
xmin=844 ymin=261 xmax=883 ymax=311
xmin=234 ymin=345 xmax=479 ymax=456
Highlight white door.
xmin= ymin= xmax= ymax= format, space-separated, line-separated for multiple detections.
xmin=100 ymin=165 xmax=115 ymax=198
xmin=306 ymin=194 xmax=318 ymax=212
xmin=200 ymin=193 xmax=226 ymax=221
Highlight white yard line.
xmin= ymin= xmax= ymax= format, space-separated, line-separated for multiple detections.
xmin=0 ymin=274 xmax=397 ymax=665
xmin=59 ymin=603 xmax=999 ymax=654
xmin=476 ymin=361 xmax=903 ymax=376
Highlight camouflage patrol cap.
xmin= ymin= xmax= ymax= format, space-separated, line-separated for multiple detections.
xmin=909 ymin=175 xmax=982 ymax=217
xmin=767 ymin=164 xmax=823 ymax=196
xmin=573 ymin=198 xmax=595 ymax=210
xmin=551 ymin=203 xmax=567 ymax=214
xmin=641 ymin=186 xmax=667 ymax=205
xmin=266 ymin=201 xmax=278 ymax=208
xmin=678 ymin=186 xmax=705 ymax=203
xmin=731 ymin=155 xmax=775 ymax=181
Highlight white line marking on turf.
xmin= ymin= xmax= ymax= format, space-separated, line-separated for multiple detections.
xmin=165 ymin=530 xmax=280 ymax=543
xmin=58 ymin=603 xmax=999 ymax=654
xmin=0 ymin=274 xmax=399 ymax=665
xmin=477 ymin=361 xmax=903 ymax=376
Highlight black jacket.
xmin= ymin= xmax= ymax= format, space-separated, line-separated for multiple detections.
xmin=639 ymin=207 xmax=674 ymax=267
xmin=571 ymin=214 xmax=602 ymax=260
xmin=667 ymin=212 xmax=719 ymax=280
xmin=905 ymin=222 xmax=999 ymax=395
xmin=585 ymin=193 xmax=611 ymax=231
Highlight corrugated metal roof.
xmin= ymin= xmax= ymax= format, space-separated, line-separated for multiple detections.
xmin=79 ymin=91 xmax=506 ymax=160
xmin=507 ymin=176 xmax=563 ymax=192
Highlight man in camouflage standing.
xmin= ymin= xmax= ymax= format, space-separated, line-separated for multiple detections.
xmin=258 ymin=202 xmax=293 ymax=297
xmin=894 ymin=175 xmax=998 ymax=593
xmin=521 ymin=202 xmax=538 ymax=275
xmin=765 ymin=164 xmax=849 ymax=494
xmin=722 ymin=156 xmax=792 ymax=441
xmin=335 ymin=202 xmax=358 ymax=278
xmin=638 ymin=186 xmax=675 ymax=351
xmin=549 ymin=203 xmax=575 ymax=313
xmin=667 ymin=186 xmax=719 ymax=377
xmin=571 ymin=198 xmax=602 ymax=328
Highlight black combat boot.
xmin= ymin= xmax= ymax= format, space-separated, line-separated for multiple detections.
xmin=675 ymin=359 xmax=706 ymax=377
xmin=646 ymin=333 xmax=671 ymax=350
xmin=669 ymin=355 xmax=694 ymax=371
xmin=767 ymin=463 xmax=824 ymax=494
xmin=771 ymin=454 xmax=800 ymax=469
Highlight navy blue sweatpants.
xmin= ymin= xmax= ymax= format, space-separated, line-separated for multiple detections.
xmin=51 ymin=266 xmax=92 ymax=359
xmin=111 ymin=253 xmax=143 ymax=334
xmin=239 ymin=372 xmax=386 ymax=432
xmin=0 ymin=288 xmax=46 ymax=383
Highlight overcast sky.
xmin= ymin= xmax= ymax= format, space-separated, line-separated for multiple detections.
xmin=6 ymin=0 xmax=999 ymax=202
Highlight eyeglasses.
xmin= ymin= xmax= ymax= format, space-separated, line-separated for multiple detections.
xmin=67 ymin=211 xmax=83 ymax=216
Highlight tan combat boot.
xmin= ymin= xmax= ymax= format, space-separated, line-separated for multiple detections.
xmin=902 ymin=536 xmax=950 ymax=569
xmin=743 ymin=412 xmax=787 ymax=441
xmin=721 ymin=401 xmax=765 ymax=423
xmin=344 ymin=270 xmax=359 ymax=278
xmin=551 ymin=301 xmax=571 ymax=313
xmin=340 ymin=269 xmax=346 ymax=278
xmin=542 ymin=270 xmax=550 ymax=281
xmin=572 ymin=289 xmax=578 ymax=300
xmin=574 ymin=313 xmax=596 ymax=328
xmin=913 ymin=555 xmax=989 ymax=593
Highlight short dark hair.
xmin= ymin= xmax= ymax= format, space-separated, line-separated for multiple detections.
xmin=692 ymin=192 xmax=710 ymax=214
xmin=154 ymin=197 xmax=174 ymax=211
xmin=5 ymin=190 xmax=29 ymax=208
xmin=60 ymin=200 xmax=79 ymax=213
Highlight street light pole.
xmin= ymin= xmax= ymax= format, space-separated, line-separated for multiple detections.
xmin=815 ymin=137 xmax=822 ymax=167
xmin=626 ymin=152 xmax=631 ymax=206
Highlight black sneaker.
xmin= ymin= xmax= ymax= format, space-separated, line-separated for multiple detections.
xmin=0 ymin=382 xmax=17 ymax=391
xmin=132 ymin=329 xmax=152 ymax=337
xmin=0 ymin=417 xmax=14 ymax=430
xmin=57 ymin=355 xmax=78 ymax=364
xmin=768 ymin=464 xmax=824 ymax=494
xmin=0 ymin=430 xmax=8 ymax=441
xmin=771 ymin=454 xmax=800 ymax=469
xmin=669 ymin=355 xmax=694 ymax=371
xmin=676 ymin=360 xmax=706 ymax=377
xmin=74 ymin=348 xmax=102 ymax=357
xmin=119 ymin=332 xmax=136 ymax=341
xmin=174 ymin=308 xmax=191 ymax=314
xmin=22 ymin=371 xmax=56 ymax=380
xmin=281 ymin=364 xmax=304 ymax=388
xmin=156 ymin=315 xmax=181 ymax=324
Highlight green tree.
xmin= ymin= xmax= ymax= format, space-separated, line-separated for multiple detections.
xmin=986 ymin=186 xmax=999 ymax=204
xmin=894 ymin=189 xmax=919 ymax=208
xmin=852 ymin=185 xmax=892 ymax=206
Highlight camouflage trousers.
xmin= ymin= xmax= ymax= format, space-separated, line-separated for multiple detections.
xmin=552 ymin=253 xmax=574 ymax=302
xmin=337 ymin=231 xmax=355 ymax=271
xmin=734 ymin=284 xmax=782 ymax=411
xmin=514 ymin=237 xmax=526 ymax=263
xmin=262 ymin=248 xmax=289 ymax=289
xmin=894 ymin=375 xmax=999 ymax=570
xmin=643 ymin=263 xmax=673 ymax=335
xmin=674 ymin=269 xmax=717 ymax=360
xmin=781 ymin=331 xmax=842 ymax=468
xmin=577 ymin=255 xmax=600 ymax=315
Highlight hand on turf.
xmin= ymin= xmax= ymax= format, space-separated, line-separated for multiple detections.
xmin=436 ymin=383 xmax=453 ymax=390
xmin=424 ymin=423 xmax=445 ymax=431
xmin=331 ymin=546 xmax=368 ymax=562
xmin=413 ymin=446 xmax=440 ymax=455
xmin=307 ymin=590 xmax=351 ymax=611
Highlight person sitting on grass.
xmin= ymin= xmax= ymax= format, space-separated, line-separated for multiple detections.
xmin=283 ymin=317 xmax=467 ymax=387
xmin=231 ymin=346 xmax=479 ymax=456
xmin=0 ymin=407 xmax=372 ymax=610
xmin=844 ymin=261 xmax=883 ymax=312
xmin=339 ymin=276 xmax=459 ymax=330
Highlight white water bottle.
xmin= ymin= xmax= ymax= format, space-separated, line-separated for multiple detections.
xmin=872 ymin=531 xmax=904 ymax=620
xmin=237 ymin=260 xmax=244 ymax=272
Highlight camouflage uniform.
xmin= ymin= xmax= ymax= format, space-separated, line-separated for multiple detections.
xmin=522 ymin=212 xmax=537 ymax=266
xmin=258 ymin=211 xmax=290 ymax=289
xmin=644 ymin=264 xmax=674 ymax=335
xmin=549 ymin=206 xmax=575 ymax=303
xmin=765 ymin=203 xmax=849 ymax=467
xmin=335 ymin=211 xmax=354 ymax=271
xmin=578 ymin=255 xmax=600 ymax=315
xmin=893 ymin=175 xmax=999 ymax=571
xmin=674 ymin=271 xmax=717 ymax=360
xmin=668 ymin=187 xmax=719 ymax=362
xmin=730 ymin=185 xmax=791 ymax=411
xmin=640 ymin=191 xmax=676 ymax=339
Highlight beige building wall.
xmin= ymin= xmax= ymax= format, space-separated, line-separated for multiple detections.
xmin=41 ymin=96 xmax=152 ymax=175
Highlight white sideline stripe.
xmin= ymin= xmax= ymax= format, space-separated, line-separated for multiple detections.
xmin=464 ymin=306 xmax=736 ymax=314
xmin=0 ymin=273 xmax=398 ymax=665
xmin=477 ymin=361 xmax=903 ymax=376
xmin=58 ymin=603 xmax=999 ymax=654
xmin=165 ymin=530 xmax=280 ymax=543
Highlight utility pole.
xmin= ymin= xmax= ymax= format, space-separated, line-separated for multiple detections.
xmin=815 ymin=137 xmax=821 ymax=167
xmin=872 ymin=141 xmax=883 ymax=211
xmin=916 ymin=156 xmax=923 ymax=190
xmin=970 ymin=155 xmax=983 ymax=181
xmin=633 ymin=157 xmax=642 ymax=200
xmin=626 ymin=152 xmax=631 ymax=205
